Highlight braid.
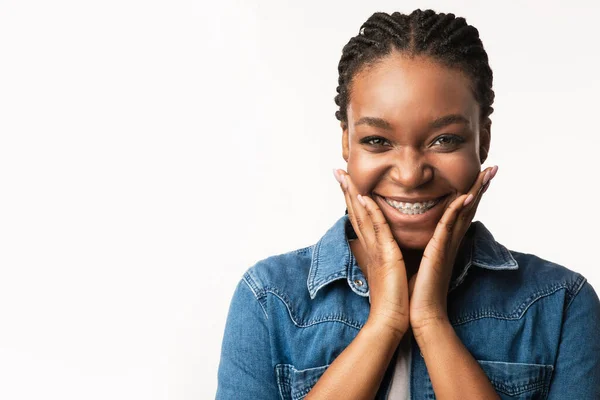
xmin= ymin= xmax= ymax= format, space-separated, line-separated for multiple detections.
xmin=335 ymin=9 xmax=494 ymax=126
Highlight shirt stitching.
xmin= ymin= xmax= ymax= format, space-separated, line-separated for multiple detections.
xmin=265 ymin=286 xmax=364 ymax=330
xmin=451 ymin=283 xmax=573 ymax=325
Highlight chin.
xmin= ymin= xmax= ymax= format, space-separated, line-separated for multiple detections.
xmin=392 ymin=230 xmax=434 ymax=250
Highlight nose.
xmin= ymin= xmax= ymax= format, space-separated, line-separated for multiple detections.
xmin=388 ymin=148 xmax=433 ymax=189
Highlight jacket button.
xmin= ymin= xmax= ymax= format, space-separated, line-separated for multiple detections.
xmin=354 ymin=279 xmax=364 ymax=287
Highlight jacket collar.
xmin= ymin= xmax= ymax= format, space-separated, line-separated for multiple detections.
xmin=307 ymin=214 xmax=518 ymax=299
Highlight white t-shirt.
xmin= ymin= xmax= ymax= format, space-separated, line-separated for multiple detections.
xmin=366 ymin=289 xmax=412 ymax=399
xmin=387 ymin=330 xmax=412 ymax=399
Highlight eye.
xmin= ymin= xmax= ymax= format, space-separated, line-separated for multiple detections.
xmin=360 ymin=135 xmax=391 ymax=147
xmin=431 ymin=135 xmax=464 ymax=148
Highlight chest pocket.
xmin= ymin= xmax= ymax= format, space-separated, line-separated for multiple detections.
xmin=275 ymin=364 xmax=329 ymax=400
xmin=275 ymin=360 xmax=553 ymax=399
xmin=477 ymin=360 xmax=554 ymax=399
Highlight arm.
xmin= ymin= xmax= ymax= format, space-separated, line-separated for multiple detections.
xmin=406 ymin=166 xmax=500 ymax=398
xmin=305 ymin=319 xmax=402 ymax=399
xmin=547 ymin=280 xmax=600 ymax=398
xmin=216 ymin=278 xmax=280 ymax=400
xmin=312 ymin=170 xmax=410 ymax=399
xmin=413 ymin=320 xmax=500 ymax=400
xmin=325 ymin=167 xmax=498 ymax=399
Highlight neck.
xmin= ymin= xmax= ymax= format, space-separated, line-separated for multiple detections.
xmin=349 ymin=234 xmax=473 ymax=286
xmin=349 ymin=240 xmax=423 ymax=282
xmin=401 ymin=249 xmax=424 ymax=280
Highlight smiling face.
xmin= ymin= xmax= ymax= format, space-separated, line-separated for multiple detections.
xmin=342 ymin=52 xmax=491 ymax=250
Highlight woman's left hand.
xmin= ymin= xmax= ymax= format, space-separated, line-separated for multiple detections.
xmin=408 ymin=165 xmax=498 ymax=336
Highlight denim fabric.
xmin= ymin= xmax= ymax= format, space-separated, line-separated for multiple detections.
xmin=216 ymin=214 xmax=600 ymax=399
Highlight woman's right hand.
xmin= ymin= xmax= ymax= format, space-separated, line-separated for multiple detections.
xmin=334 ymin=169 xmax=409 ymax=338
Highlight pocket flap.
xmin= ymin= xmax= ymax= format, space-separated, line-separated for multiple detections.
xmin=275 ymin=363 xmax=329 ymax=400
xmin=477 ymin=360 xmax=554 ymax=397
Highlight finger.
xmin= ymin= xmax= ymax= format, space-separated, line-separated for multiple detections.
xmin=460 ymin=165 xmax=498 ymax=224
xmin=335 ymin=169 xmax=372 ymax=247
xmin=432 ymin=192 xmax=468 ymax=246
xmin=420 ymin=166 xmax=498 ymax=289
xmin=464 ymin=166 xmax=494 ymax=206
xmin=358 ymin=194 xmax=402 ymax=253
xmin=335 ymin=170 xmax=404 ymax=265
xmin=427 ymin=167 xmax=491 ymax=250
xmin=420 ymin=193 xmax=467 ymax=283
xmin=476 ymin=165 xmax=498 ymax=198
xmin=457 ymin=166 xmax=494 ymax=220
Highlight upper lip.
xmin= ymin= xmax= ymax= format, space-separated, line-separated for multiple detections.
xmin=376 ymin=194 xmax=448 ymax=203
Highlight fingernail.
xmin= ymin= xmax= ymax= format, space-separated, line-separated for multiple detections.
xmin=482 ymin=181 xmax=491 ymax=193
xmin=490 ymin=165 xmax=499 ymax=180
xmin=357 ymin=194 xmax=366 ymax=206
xmin=463 ymin=194 xmax=474 ymax=207
xmin=482 ymin=170 xmax=492 ymax=186
xmin=333 ymin=168 xmax=342 ymax=184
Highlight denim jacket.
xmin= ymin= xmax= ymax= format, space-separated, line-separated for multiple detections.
xmin=216 ymin=214 xmax=600 ymax=399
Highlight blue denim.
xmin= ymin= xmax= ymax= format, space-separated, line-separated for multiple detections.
xmin=216 ymin=214 xmax=600 ymax=399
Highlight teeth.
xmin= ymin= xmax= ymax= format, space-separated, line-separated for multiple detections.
xmin=383 ymin=197 xmax=440 ymax=214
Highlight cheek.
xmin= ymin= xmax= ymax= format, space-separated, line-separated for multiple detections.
xmin=440 ymin=153 xmax=481 ymax=192
xmin=346 ymin=156 xmax=381 ymax=194
xmin=348 ymin=146 xmax=482 ymax=193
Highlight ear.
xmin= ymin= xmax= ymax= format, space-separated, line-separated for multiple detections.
xmin=341 ymin=122 xmax=349 ymax=162
xmin=479 ymin=117 xmax=491 ymax=164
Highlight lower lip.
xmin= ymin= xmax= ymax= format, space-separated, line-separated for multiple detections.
xmin=375 ymin=194 xmax=448 ymax=224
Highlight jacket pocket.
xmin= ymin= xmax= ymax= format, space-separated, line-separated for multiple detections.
xmin=275 ymin=363 xmax=329 ymax=400
xmin=477 ymin=360 xmax=554 ymax=399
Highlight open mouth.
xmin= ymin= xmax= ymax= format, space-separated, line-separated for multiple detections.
xmin=379 ymin=194 xmax=449 ymax=215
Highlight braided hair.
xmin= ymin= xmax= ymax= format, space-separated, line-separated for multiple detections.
xmin=334 ymin=9 xmax=494 ymax=128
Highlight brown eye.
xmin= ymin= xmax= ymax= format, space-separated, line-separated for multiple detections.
xmin=431 ymin=135 xmax=464 ymax=148
xmin=360 ymin=136 xmax=390 ymax=147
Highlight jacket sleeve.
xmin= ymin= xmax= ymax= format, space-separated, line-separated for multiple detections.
xmin=216 ymin=277 xmax=280 ymax=399
xmin=547 ymin=280 xmax=600 ymax=398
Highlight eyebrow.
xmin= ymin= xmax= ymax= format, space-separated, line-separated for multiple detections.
xmin=429 ymin=114 xmax=470 ymax=130
xmin=355 ymin=117 xmax=393 ymax=130
xmin=354 ymin=114 xmax=470 ymax=130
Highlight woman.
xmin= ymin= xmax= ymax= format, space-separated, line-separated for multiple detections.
xmin=216 ymin=9 xmax=600 ymax=399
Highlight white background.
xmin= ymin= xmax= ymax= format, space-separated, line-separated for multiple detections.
xmin=1 ymin=0 xmax=599 ymax=399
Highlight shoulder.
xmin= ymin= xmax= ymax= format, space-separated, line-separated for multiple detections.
xmin=508 ymin=250 xmax=587 ymax=306
xmin=241 ymin=244 xmax=315 ymax=301
xmin=451 ymin=241 xmax=590 ymax=324
xmin=464 ymin=220 xmax=588 ymax=307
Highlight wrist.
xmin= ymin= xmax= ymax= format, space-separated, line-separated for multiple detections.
xmin=412 ymin=317 xmax=452 ymax=348
xmin=364 ymin=315 xmax=407 ymax=343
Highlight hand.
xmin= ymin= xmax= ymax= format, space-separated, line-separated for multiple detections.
xmin=408 ymin=165 xmax=498 ymax=336
xmin=333 ymin=168 xmax=410 ymax=338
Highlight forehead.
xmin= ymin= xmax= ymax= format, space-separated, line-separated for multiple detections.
xmin=348 ymin=53 xmax=480 ymax=127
